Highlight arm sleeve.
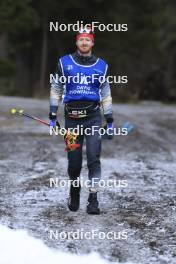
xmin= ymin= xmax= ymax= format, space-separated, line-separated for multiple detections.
xmin=100 ymin=71 xmax=113 ymax=122
xmin=49 ymin=61 xmax=64 ymax=114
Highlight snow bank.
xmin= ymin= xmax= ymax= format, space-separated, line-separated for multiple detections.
xmin=0 ymin=225 xmax=135 ymax=264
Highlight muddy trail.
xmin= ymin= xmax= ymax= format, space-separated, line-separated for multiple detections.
xmin=0 ymin=96 xmax=176 ymax=264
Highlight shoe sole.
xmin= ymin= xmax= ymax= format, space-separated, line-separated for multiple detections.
xmin=87 ymin=209 xmax=100 ymax=215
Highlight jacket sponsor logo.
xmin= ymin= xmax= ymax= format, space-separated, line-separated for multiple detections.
xmin=71 ymin=110 xmax=87 ymax=115
xmin=80 ymin=75 xmax=89 ymax=85
xmin=67 ymin=65 xmax=73 ymax=70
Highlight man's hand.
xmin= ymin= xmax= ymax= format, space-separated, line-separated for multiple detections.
xmin=49 ymin=112 xmax=57 ymax=134
xmin=106 ymin=122 xmax=114 ymax=139
xmin=103 ymin=122 xmax=114 ymax=140
xmin=103 ymin=115 xmax=114 ymax=140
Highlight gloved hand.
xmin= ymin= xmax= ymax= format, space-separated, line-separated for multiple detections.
xmin=103 ymin=115 xmax=114 ymax=140
xmin=49 ymin=112 xmax=57 ymax=134
xmin=103 ymin=122 xmax=114 ymax=140
xmin=106 ymin=122 xmax=114 ymax=139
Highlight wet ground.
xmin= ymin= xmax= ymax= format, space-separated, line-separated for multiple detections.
xmin=0 ymin=96 xmax=176 ymax=264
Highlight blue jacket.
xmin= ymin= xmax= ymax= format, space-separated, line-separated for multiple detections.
xmin=50 ymin=51 xmax=113 ymax=121
xmin=60 ymin=54 xmax=107 ymax=103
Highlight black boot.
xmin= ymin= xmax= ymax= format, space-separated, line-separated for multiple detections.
xmin=87 ymin=192 xmax=100 ymax=215
xmin=68 ymin=184 xmax=81 ymax=212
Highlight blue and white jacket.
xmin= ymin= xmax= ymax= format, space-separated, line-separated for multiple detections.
xmin=50 ymin=51 xmax=113 ymax=121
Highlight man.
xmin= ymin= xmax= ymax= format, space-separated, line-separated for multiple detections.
xmin=49 ymin=26 xmax=113 ymax=214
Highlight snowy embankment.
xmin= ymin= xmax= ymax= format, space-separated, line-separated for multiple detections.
xmin=0 ymin=224 xmax=135 ymax=264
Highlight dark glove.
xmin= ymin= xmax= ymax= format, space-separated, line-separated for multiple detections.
xmin=103 ymin=122 xmax=114 ymax=140
xmin=103 ymin=114 xmax=114 ymax=140
xmin=104 ymin=114 xmax=113 ymax=124
xmin=49 ymin=112 xmax=58 ymax=134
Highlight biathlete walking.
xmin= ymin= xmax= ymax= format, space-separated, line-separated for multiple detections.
xmin=49 ymin=26 xmax=113 ymax=214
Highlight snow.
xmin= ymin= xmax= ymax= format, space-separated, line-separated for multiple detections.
xmin=0 ymin=225 xmax=136 ymax=264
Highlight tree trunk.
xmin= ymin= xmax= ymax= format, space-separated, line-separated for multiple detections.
xmin=0 ymin=33 xmax=8 ymax=59
xmin=39 ymin=14 xmax=48 ymax=96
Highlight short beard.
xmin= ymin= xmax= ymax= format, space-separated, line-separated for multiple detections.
xmin=77 ymin=46 xmax=92 ymax=56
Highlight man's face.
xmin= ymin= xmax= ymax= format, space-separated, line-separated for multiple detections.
xmin=76 ymin=37 xmax=94 ymax=54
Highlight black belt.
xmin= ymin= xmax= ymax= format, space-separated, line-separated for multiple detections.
xmin=65 ymin=101 xmax=100 ymax=118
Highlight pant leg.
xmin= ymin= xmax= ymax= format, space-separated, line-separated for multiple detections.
xmin=85 ymin=113 xmax=102 ymax=188
xmin=65 ymin=117 xmax=84 ymax=180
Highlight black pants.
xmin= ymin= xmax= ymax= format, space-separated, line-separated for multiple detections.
xmin=65 ymin=110 xmax=102 ymax=188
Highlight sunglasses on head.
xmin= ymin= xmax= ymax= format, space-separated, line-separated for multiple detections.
xmin=78 ymin=27 xmax=94 ymax=34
